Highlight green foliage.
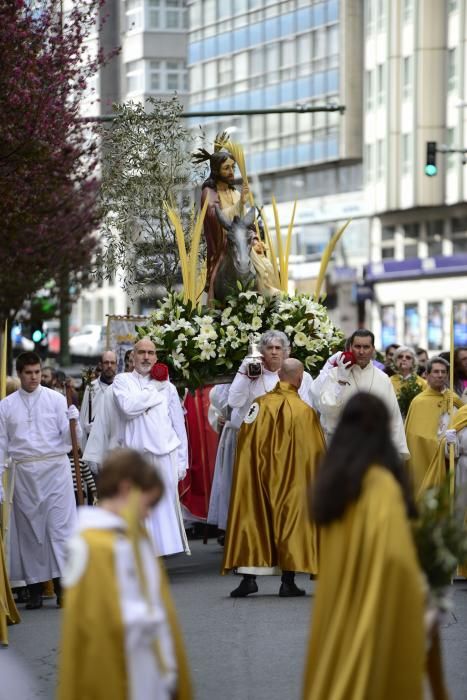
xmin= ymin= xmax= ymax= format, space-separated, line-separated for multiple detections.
xmin=97 ymin=97 xmax=198 ymax=296
xmin=413 ymin=479 xmax=467 ymax=599
xmin=397 ymin=374 xmax=424 ymax=418
xmin=140 ymin=289 xmax=344 ymax=390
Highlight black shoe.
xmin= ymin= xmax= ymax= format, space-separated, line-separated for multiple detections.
xmin=279 ymin=581 xmax=306 ymax=597
xmin=230 ymin=577 xmax=258 ymax=598
xmin=25 ymin=583 xmax=43 ymax=609
xmin=53 ymin=577 xmax=62 ymax=608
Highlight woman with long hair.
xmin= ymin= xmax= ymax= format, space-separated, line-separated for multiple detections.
xmin=303 ymin=393 xmax=425 ymax=700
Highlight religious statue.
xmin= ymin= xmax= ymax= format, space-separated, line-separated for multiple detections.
xmin=193 ymin=138 xmax=252 ymax=301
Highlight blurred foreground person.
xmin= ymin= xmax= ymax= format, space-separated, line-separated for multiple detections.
xmin=303 ymin=393 xmax=424 ymax=700
xmin=58 ymin=449 xmax=192 ymax=700
xmin=222 ymin=360 xmax=326 ymax=596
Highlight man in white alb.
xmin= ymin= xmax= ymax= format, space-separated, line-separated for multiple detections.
xmin=0 ymin=352 xmax=79 ymax=608
xmin=313 ymin=329 xmax=409 ymax=459
xmin=81 ymin=383 xmax=123 ymax=470
xmin=79 ymin=350 xmax=118 ymax=455
xmin=112 ymin=338 xmax=190 ymax=556
xmin=207 ymin=330 xmax=315 ymax=538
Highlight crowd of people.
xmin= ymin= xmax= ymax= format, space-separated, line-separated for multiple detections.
xmin=0 ymin=329 xmax=466 ymax=698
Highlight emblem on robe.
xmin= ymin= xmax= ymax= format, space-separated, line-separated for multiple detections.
xmin=62 ymin=535 xmax=89 ymax=587
xmin=244 ymin=402 xmax=260 ymax=424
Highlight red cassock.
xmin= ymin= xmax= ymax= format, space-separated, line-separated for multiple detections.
xmin=179 ymin=387 xmax=218 ymax=520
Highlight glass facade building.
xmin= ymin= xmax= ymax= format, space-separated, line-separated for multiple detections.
xmin=187 ymin=0 xmax=362 ymax=181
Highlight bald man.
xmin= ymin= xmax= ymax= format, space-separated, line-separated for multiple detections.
xmin=222 ymin=359 xmax=326 ymax=597
xmin=80 ymin=350 xmax=118 ymax=456
xmin=112 ymin=338 xmax=190 ymax=556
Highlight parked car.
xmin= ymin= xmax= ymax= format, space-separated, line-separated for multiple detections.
xmin=69 ymin=325 xmax=106 ymax=358
xmin=11 ymin=324 xmax=34 ymax=351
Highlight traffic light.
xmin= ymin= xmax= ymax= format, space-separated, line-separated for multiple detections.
xmin=425 ymin=141 xmax=438 ymax=176
xmin=31 ymin=320 xmax=45 ymax=343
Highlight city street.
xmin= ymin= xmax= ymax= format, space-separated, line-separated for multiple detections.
xmin=2 ymin=539 xmax=467 ymax=699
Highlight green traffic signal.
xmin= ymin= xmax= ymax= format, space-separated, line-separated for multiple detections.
xmin=424 ymin=163 xmax=438 ymax=177
xmin=32 ymin=329 xmax=43 ymax=343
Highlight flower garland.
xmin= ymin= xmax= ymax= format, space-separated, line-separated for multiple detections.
xmin=138 ymin=289 xmax=344 ymax=389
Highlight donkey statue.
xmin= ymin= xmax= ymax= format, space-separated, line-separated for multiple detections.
xmin=213 ymin=206 xmax=257 ymax=302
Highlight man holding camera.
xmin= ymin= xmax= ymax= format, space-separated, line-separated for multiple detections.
xmin=207 ymin=330 xmax=314 ymax=539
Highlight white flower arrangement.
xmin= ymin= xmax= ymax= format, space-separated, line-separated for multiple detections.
xmin=139 ymin=290 xmax=344 ymax=389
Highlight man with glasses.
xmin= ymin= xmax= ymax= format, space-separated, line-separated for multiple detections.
xmin=79 ymin=351 xmax=118 ymax=466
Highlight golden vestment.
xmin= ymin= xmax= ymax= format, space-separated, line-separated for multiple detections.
xmin=405 ymin=387 xmax=463 ymax=496
xmin=221 ymin=382 xmax=326 ymax=575
xmin=57 ymin=527 xmax=192 ymax=700
xmin=0 ymin=530 xmax=20 ymax=645
xmin=390 ymin=373 xmax=427 ymax=395
xmin=302 ymin=466 xmax=425 ymax=700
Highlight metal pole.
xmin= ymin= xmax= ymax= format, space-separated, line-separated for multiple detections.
xmin=79 ymin=104 xmax=346 ymax=123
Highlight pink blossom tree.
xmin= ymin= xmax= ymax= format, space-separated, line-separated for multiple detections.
xmin=0 ymin=0 xmax=118 ymax=361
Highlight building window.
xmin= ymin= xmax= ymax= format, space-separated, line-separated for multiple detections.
xmin=365 ymin=143 xmax=374 ymax=183
xmin=125 ymin=0 xmax=143 ymax=31
xmin=148 ymin=0 xmax=187 ymax=29
xmin=427 ymin=302 xmax=443 ymax=350
xmin=402 ymin=0 xmax=413 ymax=22
xmin=108 ymin=297 xmax=116 ymax=316
xmin=381 ymin=225 xmax=395 ymax=259
xmin=404 ymin=303 xmax=420 ymax=345
xmin=365 ymin=69 xmax=374 ymax=110
xmin=402 ymin=134 xmax=411 ymax=175
xmin=376 ymin=139 xmax=384 ymax=180
xmin=166 ymin=59 xmax=188 ymax=91
xmin=451 ymin=217 xmax=467 ymax=253
xmin=448 ymin=48 xmax=457 ymax=92
xmin=403 ymin=223 xmax=419 ymax=258
xmin=426 ymin=220 xmax=443 ymax=256
xmin=149 ymin=59 xmax=187 ymax=93
xmin=376 ymin=0 xmax=386 ymax=32
xmin=448 ymin=0 xmax=458 ymax=12
xmin=447 ymin=127 xmax=456 ymax=169
xmin=203 ymin=0 xmax=216 ymax=24
xmin=402 ymin=55 xmax=412 ymax=100
xmin=381 ymin=305 xmax=397 ymax=347
xmin=366 ymin=0 xmax=375 ymax=32
xmin=453 ymin=301 xmax=467 ymax=345
xmin=126 ymin=60 xmax=144 ymax=93
xmin=297 ymin=34 xmax=312 ymax=76
xmin=376 ymin=64 xmax=385 ymax=106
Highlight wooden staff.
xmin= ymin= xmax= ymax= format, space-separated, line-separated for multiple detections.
xmin=65 ymin=383 xmax=84 ymax=506
xmin=449 ymin=307 xmax=455 ymax=498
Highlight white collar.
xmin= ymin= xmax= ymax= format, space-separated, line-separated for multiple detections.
xmin=77 ymin=506 xmax=127 ymax=533
xmin=18 ymin=386 xmax=42 ymax=399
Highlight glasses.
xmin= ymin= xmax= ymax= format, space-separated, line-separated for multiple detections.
xmin=398 ymin=355 xmax=413 ymax=360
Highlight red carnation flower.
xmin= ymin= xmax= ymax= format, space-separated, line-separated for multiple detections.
xmin=151 ymin=362 xmax=169 ymax=381
xmin=331 ymin=350 xmax=357 ymax=367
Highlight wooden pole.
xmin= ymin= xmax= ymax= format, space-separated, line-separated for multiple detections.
xmin=65 ymin=383 xmax=84 ymax=506
xmin=449 ymin=307 xmax=455 ymax=498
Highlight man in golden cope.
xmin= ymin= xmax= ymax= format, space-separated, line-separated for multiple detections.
xmin=222 ymin=359 xmax=326 ymax=597
xmin=405 ymin=356 xmax=464 ymax=497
